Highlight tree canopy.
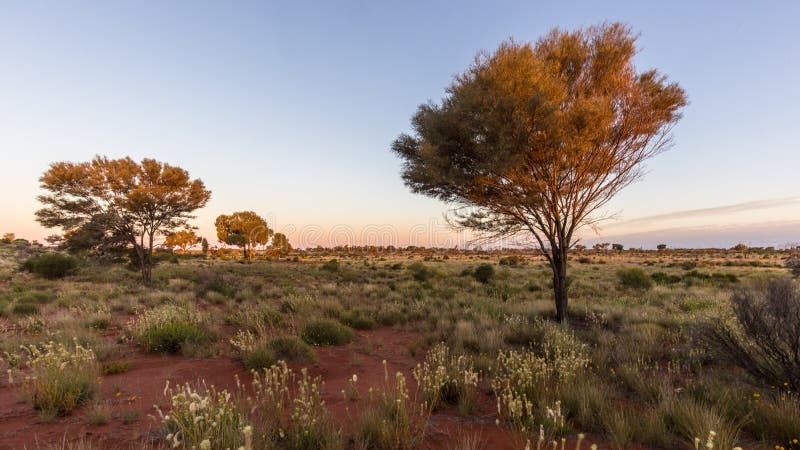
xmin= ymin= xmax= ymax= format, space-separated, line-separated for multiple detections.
xmin=392 ymin=23 xmax=686 ymax=322
xmin=164 ymin=229 xmax=201 ymax=253
xmin=215 ymin=211 xmax=272 ymax=261
xmin=36 ymin=156 xmax=211 ymax=283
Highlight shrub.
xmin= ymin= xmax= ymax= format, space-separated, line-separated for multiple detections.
xmin=243 ymin=343 xmax=277 ymax=370
xmin=246 ymin=362 xmax=341 ymax=449
xmin=651 ymin=272 xmax=682 ymax=285
xmin=358 ymin=370 xmax=427 ymax=450
xmin=321 ymin=259 xmax=340 ymax=272
xmin=20 ymin=341 xmax=100 ymax=416
xmin=20 ymin=253 xmax=79 ymax=279
xmin=617 ymin=267 xmax=653 ymax=290
xmin=128 ymin=304 xmax=206 ymax=354
xmin=705 ymin=277 xmax=800 ymax=390
xmin=785 ymin=258 xmax=800 ymax=276
xmin=12 ymin=302 xmax=39 ymax=316
xmin=101 ymin=360 xmax=131 ymax=375
xmin=407 ymin=262 xmax=433 ymax=282
xmin=499 ymin=255 xmax=524 ymax=266
xmin=301 ymin=319 xmax=354 ymax=346
xmin=268 ymin=336 xmax=316 ymax=363
xmin=473 ymin=264 xmax=495 ymax=283
xmin=412 ymin=343 xmax=479 ymax=412
xmin=158 ymin=381 xmax=246 ymax=450
xmin=341 ymin=310 xmax=378 ymax=330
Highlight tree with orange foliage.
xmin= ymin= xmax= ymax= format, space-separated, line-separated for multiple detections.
xmin=392 ymin=24 xmax=687 ymax=322
xmin=35 ymin=156 xmax=211 ymax=283
xmin=164 ymin=229 xmax=201 ymax=254
xmin=214 ymin=211 xmax=272 ymax=261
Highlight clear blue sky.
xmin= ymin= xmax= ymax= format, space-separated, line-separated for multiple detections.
xmin=1 ymin=0 xmax=798 ymax=248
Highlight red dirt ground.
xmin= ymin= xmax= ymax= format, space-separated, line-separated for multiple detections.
xmin=0 ymin=327 xmax=614 ymax=450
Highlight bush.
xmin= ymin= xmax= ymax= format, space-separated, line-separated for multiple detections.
xmin=321 ymin=259 xmax=340 ymax=272
xmin=301 ymin=319 xmax=354 ymax=346
xmin=499 ymin=255 xmax=524 ymax=266
xmin=412 ymin=343 xmax=479 ymax=412
xmin=473 ymin=263 xmax=495 ymax=283
xmin=20 ymin=341 xmax=100 ymax=416
xmin=407 ymin=262 xmax=434 ymax=282
xmin=341 ymin=310 xmax=378 ymax=330
xmin=128 ymin=304 xmax=206 ymax=354
xmin=651 ymin=272 xmax=682 ymax=285
xmin=617 ymin=267 xmax=653 ymax=290
xmin=268 ymin=336 xmax=316 ymax=362
xmin=20 ymin=253 xmax=79 ymax=279
xmin=12 ymin=302 xmax=39 ymax=316
xmin=243 ymin=343 xmax=277 ymax=370
xmin=705 ymin=277 xmax=800 ymax=390
xmin=101 ymin=360 xmax=131 ymax=375
xmin=785 ymin=258 xmax=800 ymax=276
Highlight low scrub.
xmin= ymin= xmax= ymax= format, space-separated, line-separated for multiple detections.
xmin=20 ymin=341 xmax=100 ymax=416
xmin=412 ymin=343 xmax=479 ymax=412
xmin=473 ymin=263 xmax=495 ymax=283
xmin=617 ymin=267 xmax=653 ymax=290
xmin=358 ymin=369 xmax=427 ymax=450
xmin=128 ymin=304 xmax=206 ymax=354
xmin=301 ymin=319 xmax=353 ymax=346
xmin=20 ymin=253 xmax=79 ymax=279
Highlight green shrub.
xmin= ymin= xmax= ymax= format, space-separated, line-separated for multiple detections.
xmin=12 ymin=302 xmax=39 ymax=315
xmin=268 ymin=336 xmax=316 ymax=362
xmin=20 ymin=253 xmax=79 ymax=279
xmin=20 ymin=341 xmax=100 ymax=416
xmin=407 ymin=262 xmax=433 ymax=282
xmin=128 ymin=304 xmax=206 ymax=354
xmin=341 ymin=310 xmax=378 ymax=330
xmin=243 ymin=343 xmax=277 ymax=370
xmin=651 ymin=272 xmax=682 ymax=285
xmin=473 ymin=263 xmax=495 ymax=283
xmin=101 ymin=360 xmax=131 ymax=375
xmin=499 ymin=255 xmax=524 ymax=266
xmin=321 ymin=259 xmax=340 ymax=272
xmin=617 ymin=267 xmax=653 ymax=290
xmin=301 ymin=319 xmax=354 ymax=346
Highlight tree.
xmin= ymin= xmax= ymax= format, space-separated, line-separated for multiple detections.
xmin=1 ymin=233 xmax=14 ymax=244
xmin=201 ymin=238 xmax=209 ymax=258
xmin=214 ymin=211 xmax=272 ymax=261
xmin=657 ymin=244 xmax=667 ymax=251
xmin=164 ymin=229 xmax=201 ymax=253
xmin=612 ymin=243 xmax=624 ymax=251
xmin=272 ymin=232 xmax=292 ymax=255
xmin=391 ymin=24 xmax=686 ymax=322
xmin=36 ymin=156 xmax=211 ymax=283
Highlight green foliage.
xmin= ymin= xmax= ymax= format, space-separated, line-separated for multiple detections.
xmin=20 ymin=253 xmax=79 ymax=279
xmin=129 ymin=304 xmax=207 ymax=354
xmin=499 ymin=255 xmax=524 ymax=266
xmin=301 ymin=319 xmax=354 ymax=346
xmin=472 ymin=263 xmax=495 ymax=283
xmin=243 ymin=343 xmax=277 ymax=370
xmin=341 ymin=310 xmax=378 ymax=330
xmin=617 ymin=267 xmax=653 ymax=290
xmin=101 ymin=360 xmax=131 ymax=375
xmin=407 ymin=261 xmax=434 ymax=282
xmin=321 ymin=259 xmax=340 ymax=272
xmin=268 ymin=336 xmax=316 ymax=363
xmin=12 ymin=302 xmax=39 ymax=315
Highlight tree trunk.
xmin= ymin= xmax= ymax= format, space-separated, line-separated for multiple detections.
xmin=551 ymin=249 xmax=569 ymax=323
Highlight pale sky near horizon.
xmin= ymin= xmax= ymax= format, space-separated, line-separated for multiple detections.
xmin=1 ymin=1 xmax=798 ymax=249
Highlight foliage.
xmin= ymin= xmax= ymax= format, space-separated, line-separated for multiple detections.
xmin=19 ymin=341 xmax=100 ymax=416
xmin=1 ymin=232 xmax=14 ymax=244
xmin=321 ymin=259 xmax=340 ymax=272
xmin=391 ymin=23 xmax=686 ymax=322
xmin=20 ymin=253 xmax=79 ymax=279
xmin=412 ymin=343 xmax=479 ymax=412
xmin=301 ymin=319 xmax=354 ymax=346
xmin=35 ymin=156 xmax=211 ymax=283
xmin=617 ymin=267 xmax=653 ymax=290
xmin=473 ymin=263 xmax=495 ymax=283
xmin=128 ymin=304 xmax=206 ymax=354
xmin=272 ymin=232 xmax=292 ymax=255
xmin=705 ymin=277 xmax=800 ymax=390
xmin=214 ymin=211 xmax=272 ymax=261
xmin=157 ymin=381 xmax=246 ymax=450
xmin=358 ymin=369 xmax=427 ymax=450
xmin=164 ymin=230 xmax=201 ymax=253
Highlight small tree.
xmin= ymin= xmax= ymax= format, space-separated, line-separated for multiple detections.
xmin=201 ymin=238 xmax=209 ymax=258
xmin=612 ymin=243 xmax=624 ymax=251
xmin=272 ymin=232 xmax=292 ymax=256
xmin=657 ymin=244 xmax=667 ymax=251
xmin=391 ymin=24 xmax=686 ymax=322
xmin=1 ymin=233 xmax=14 ymax=244
xmin=35 ymin=156 xmax=211 ymax=283
xmin=164 ymin=230 xmax=201 ymax=254
xmin=215 ymin=211 xmax=272 ymax=261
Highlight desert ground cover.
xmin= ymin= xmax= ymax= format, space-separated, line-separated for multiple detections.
xmin=0 ymin=240 xmax=798 ymax=450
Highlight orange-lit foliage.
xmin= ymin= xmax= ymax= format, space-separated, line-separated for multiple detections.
xmin=392 ymin=23 xmax=687 ymax=322
xmin=36 ymin=156 xmax=211 ymax=283
xmin=214 ymin=211 xmax=272 ymax=261
xmin=164 ymin=230 xmax=201 ymax=253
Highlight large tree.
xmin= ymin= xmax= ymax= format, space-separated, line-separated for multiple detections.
xmin=392 ymin=24 xmax=686 ymax=322
xmin=215 ymin=211 xmax=272 ymax=261
xmin=36 ymin=156 xmax=211 ymax=283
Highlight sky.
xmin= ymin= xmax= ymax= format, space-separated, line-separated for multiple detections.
xmin=1 ymin=0 xmax=798 ymax=249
